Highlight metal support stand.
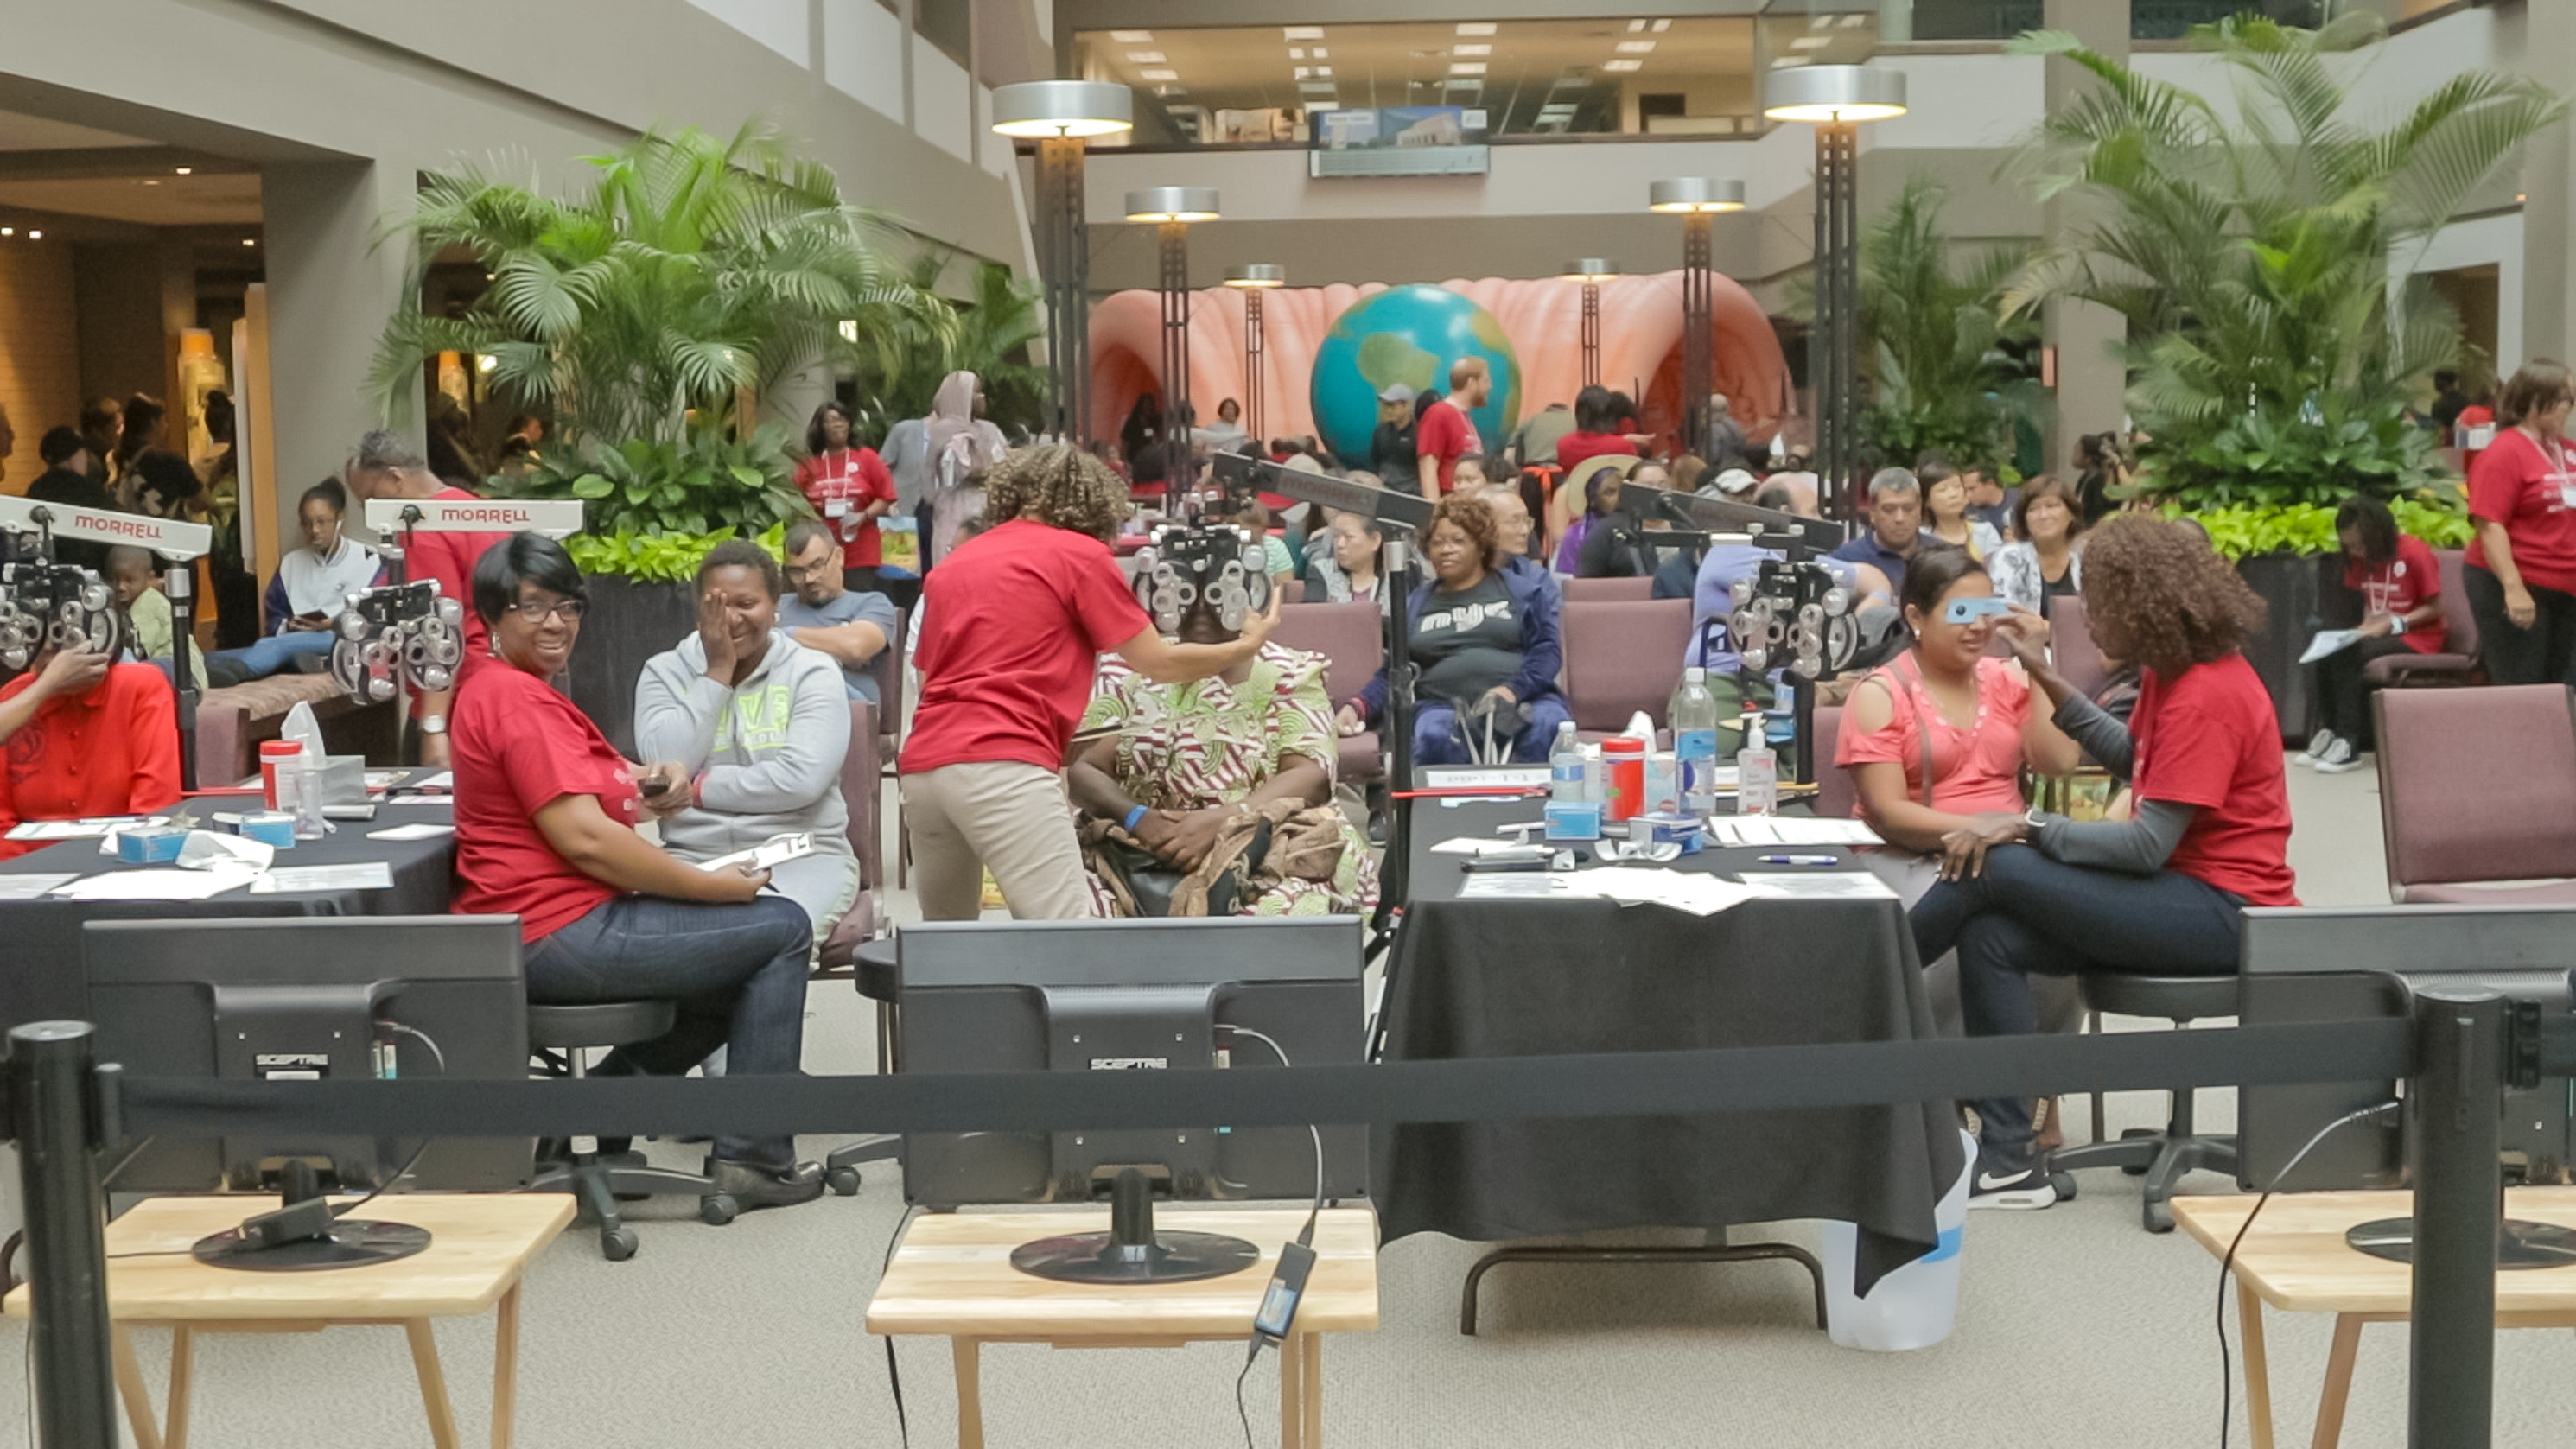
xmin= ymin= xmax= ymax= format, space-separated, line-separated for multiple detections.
xmin=8 ymin=1022 xmax=120 ymax=1449
xmin=1579 ymin=280 xmax=1603 ymax=391
xmin=1810 ymin=121 xmax=1860 ymax=519
xmin=165 ymin=562 xmax=200 ymax=792
xmin=1459 ymin=1239 xmax=1827 ymax=1338
xmin=2406 ymin=988 xmax=2503 ymax=1448
xmin=1680 ymin=215 xmax=1714 ymax=460
xmin=1034 ymin=137 xmax=1092 ymax=447
xmin=1364 ymin=537 xmax=1421 ymax=1059
xmin=1157 ymin=221 xmax=1194 ymax=510
xmin=1242 ymin=283 xmax=1267 ymax=443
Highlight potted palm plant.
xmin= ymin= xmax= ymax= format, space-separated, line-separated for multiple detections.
xmin=1852 ymin=178 xmax=2044 ymax=480
xmin=2002 ymin=13 xmax=2563 ymax=735
xmin=370 ymin=122 xmax=934 ymax=751
xmin=847 ymin=249 xmax=1050 ymax=448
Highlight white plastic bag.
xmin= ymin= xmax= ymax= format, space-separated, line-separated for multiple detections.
xmin=1820 ymin=1129 xmax=1972 ymax=1351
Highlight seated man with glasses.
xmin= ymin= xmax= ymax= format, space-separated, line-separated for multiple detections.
xmin=777 ymin=520 xmax=899 ymax=705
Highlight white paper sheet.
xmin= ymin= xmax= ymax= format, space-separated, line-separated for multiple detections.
xmin=368 ymin=823 xmax=455 ymax=842
xmin=1704 ymin=817 xmax=1882 ymax=848
xmin=1457 ymin=874 xmax=1568 ymax=900
xmin=48 ymin=867 xmax=258 ymax=902
xmin=1739 ymin=870 xmax=1899 ymax=900
xmin=405 ymin=771 xmax=455 ymax=791
xmin=2299 ymin=629 xmax=2364 ymax=665
xmin=1433 ymin=836 xmax=1530 ymax=857
xmin=7 ymin=817 xmax=149 ymax=842
xmin=0 ymin=874 xmax=79 ymax=900
xmin=248 ymin=862 xmax=395 ymax=894
xmin=1555 ymin=867 xmax=1766 ymax=917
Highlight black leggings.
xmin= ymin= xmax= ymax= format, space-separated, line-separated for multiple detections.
xmin=2311 ymin=635 xmax=2417 ymax=741
xmin=2464 ymin=565 xmax=2576 ymax=686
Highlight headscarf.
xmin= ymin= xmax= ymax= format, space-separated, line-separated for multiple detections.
xmin=925 ymin=371 xmax=997 ymax=490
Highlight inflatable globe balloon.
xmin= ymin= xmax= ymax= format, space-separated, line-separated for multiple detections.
xmin=1309 ymin=285 xmax=1522 ymax=471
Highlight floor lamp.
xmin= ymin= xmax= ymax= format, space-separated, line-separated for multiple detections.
xmin=1763 ymin=65 xmax=1907 ymax=518
xmin=1224 ymin=264 xmax=1284 ymax=443
xmin=990 ymin=80 xmax=1134 ymax=447
xmin=1125 ymin=187 xmax=1220 ymax=508
xmin=1560 ymin=259 xmax=1619 ymax=389
xmin=1647 ymin=179 xmax=1744 ymax=459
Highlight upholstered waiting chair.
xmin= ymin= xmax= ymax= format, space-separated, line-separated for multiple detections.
xmin=2363 ymin=547 xmax=2481 ymax=688
xmin=1559 ymin=598 xmax=1695 ymax=742
xmin=1561 ymin=575 xmax=1657 ymax=603
xmin=1274 ymin=601 xmax=1386 ymax=784
xmin=2375 ymin=683 xmax=2576 ymax=904
xmin=2047 ymin=595 xmax=2109 ymax=702
xmin=814 ymin=699 xmax=885 ymax=981
xmin=1810 ymin=704 xmax=1855 ymax=821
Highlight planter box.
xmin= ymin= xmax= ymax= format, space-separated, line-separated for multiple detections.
xmin=563 ymin=574 xmax=695 ymax=759
xmin=2234 ymin=552 xmax=2365 ymax=745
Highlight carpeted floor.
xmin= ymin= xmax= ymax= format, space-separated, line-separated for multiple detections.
xmin=7 ymin=760 xmax=2572 ymax=1448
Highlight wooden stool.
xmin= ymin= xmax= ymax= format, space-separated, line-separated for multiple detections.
xmin=2172 ymin=1188 xmax=2576 ymax=1449
xmin=5 ymin=1194 xmax=574 ymax=1449
xmin=866 ymin=1206 xmax=1378 ymax=1449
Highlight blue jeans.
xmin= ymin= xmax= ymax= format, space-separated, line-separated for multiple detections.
xmin=1909 ymin=845 xmax=2242 ymax=1156
xmin=525 ymin=894 xmax=814 ymax=1171
xmin=1413 ymin=694 xmax=1572 ymax=766
xmin=209 ymin=631 xmax=335 ymax=681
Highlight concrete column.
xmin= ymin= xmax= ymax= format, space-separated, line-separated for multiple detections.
xmin=2520 ymin=0 xmax=2576 ymax=365
xmin=260 ymin=157 xmax=420 ymax=549
xmin=2041 ymin=0 xmax=2130 ymax=475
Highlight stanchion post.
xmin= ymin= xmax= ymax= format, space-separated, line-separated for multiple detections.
xmin=2406 ymin=988 xmax=2502 ymax=1449
xmin=7 ymin=1021 xmax=119 ymax=1448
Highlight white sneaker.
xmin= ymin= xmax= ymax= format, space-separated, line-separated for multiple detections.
xmin=2314 ymin=738 xmax=2363 ymax=773
xmin=2297 ymin=729 xmax=2337 ymax=766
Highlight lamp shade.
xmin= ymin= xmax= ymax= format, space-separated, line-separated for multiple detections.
xmin=1762 ymin=65 xmax=1908 ymax=124
xmin=1125 ymin=187 xmax=1221 ymax=223
xmin=1647 ymin=177 xmax=1746 ymax=214
xmin=990 ymin=79 xmax=1135 ymax=138
xmin=1223 ymin=264 xmax=1286 ymax=289
xmin=1560 ymin=258 xmax=1619 ymax=283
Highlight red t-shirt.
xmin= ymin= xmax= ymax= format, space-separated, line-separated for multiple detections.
xmin=1415 ymin=400 xmax=1480 ymax=493
xmin=1554 ymin=431 xmax=1639 ymax=474
xmin=2464 ymin=428 xmax=2576 ymax=594
xmin=2344 ymin=533 xmax=2445 ymax=655
xmin=2457 ymin=404 xmax=2495 ymax=474
xmin=450 ymin=661 xmax=640 ymax=942
xmin=793 ymin=448 xmax=898 ymax=569
xmin=902 ymin=519 xmax=1152 ymax=775
xmin=2132 ymin=652 xmax=2298 ymax=906
xmin=0 ymin=664 xmax=182 ymax=861
xmin=402 ymin=486 xmax=514 ymax=684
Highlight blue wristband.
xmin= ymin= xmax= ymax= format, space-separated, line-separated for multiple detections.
xmin=1122 ymin=804 xmax=1149 ymax=833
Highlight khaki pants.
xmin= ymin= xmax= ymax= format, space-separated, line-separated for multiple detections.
xmin=902 ymin=761 xmax=1099 ymax=922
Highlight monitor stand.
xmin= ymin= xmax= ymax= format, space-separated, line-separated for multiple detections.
xmin=190 ymin=1160 xmax=433 ymax=1274
xmin=2344 ymin=1217 xmax=2576 ymax=1269
xmin=1008 ymin=1166 xmax=1260 ymax=1285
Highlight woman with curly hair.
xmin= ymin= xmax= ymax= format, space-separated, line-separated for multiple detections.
xmin=1335 ymin=491 xmax=1569 ymax=764
xmin=1906 ymin=515 xmax=2297 ymax=1210
xmin=900 ymin=444 xmax=1280 ymax=921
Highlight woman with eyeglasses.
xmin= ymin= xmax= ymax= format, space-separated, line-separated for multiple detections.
xmin=449 ymin=534 xmax=829 ymax=1211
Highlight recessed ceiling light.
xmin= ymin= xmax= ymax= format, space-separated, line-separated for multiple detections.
xmin=26 ymin=230 xmax=39 ymax=239
xmin=1288 ymin=47 xmax=1304 ymax=59
xmin=175 ymin=166 xmax=192 ymax=175
xmin=1110 ymin=30 xmax=1153 ymax=41
xmin=1616 ymin=40 xmax=1657 ymax=53
xmin=1313 ymin=66 xmax=1332 ymax=77
xmin=0 ymin=227 xmax=13 ymax=237
xmin=1154 ymin=83 xmax=1187 ymax=96
xmin=1126 ymin=50 xmax=1164 ymax=62
xmin=1446 ymin=79 xmax=1483 ymax=89
xmin=1770 ymin=55 xmax=1810 ymax=68
xmin=1139 ymin=68 xmax=1178 ymax=80
xmin=1450 ymin=61 xmax=1486 ymax=75
xmin=1791 ymin=35 xmax=1832 ymax=49
xmin=1312 ymin=47 xmax=1328 ymax=58
xmin=1838 ymin=12 xmax=1867 ymax=25
xmin=1456 ymin=22 xmax=1497 ymax=36
xmin=1653 ymin=18 xmax=1673 ymax=31
xmin=1453 ymin=43 xmax=1491 ymax=56
xmin=242 ymin=238 xmax=257 ymax=247
xmin=1810 ymin=12 xmax=1834 ymax=28
xmin=143 ymin=179 xmax=159 ymax=186
xmin=1299 ymin=82 xmax=1338 ymax=95
xmin=1628 ymin=17 xmax=1648 ymax=30
xmin=1602 ymin=59 xmax=1642 ymax=72
xmin=1294 ymin=67 xmax=1312 ymax=79
xmin=1285 ymin=25 xmax=1324 ymax=41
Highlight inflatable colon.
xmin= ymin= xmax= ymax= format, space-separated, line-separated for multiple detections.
xmin=1088 ymin=270 xmax=1791 ymax=465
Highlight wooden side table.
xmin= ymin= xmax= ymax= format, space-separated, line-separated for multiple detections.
xmin=866 ymin=1206 xmax=1379 ymax=1449
xmin=4 ymin=1194 xmax=575 ymax=1449
xmin=2172 ymin=1188 xmax=2576 ymax=1449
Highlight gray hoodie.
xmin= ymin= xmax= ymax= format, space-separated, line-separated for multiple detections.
xmin=634 ymin=628 xmax=858 ymax=937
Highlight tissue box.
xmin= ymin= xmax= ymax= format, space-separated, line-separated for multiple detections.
xmin=1630 ymin=812 xmax=1704 ymax=854
xmin=117 ymin=825 xmax=189 ymax=863
xmin=235 ymin=812 xmax=297 ymax=848
xmin=1542 ymin=800 xmax=1603 ymax=842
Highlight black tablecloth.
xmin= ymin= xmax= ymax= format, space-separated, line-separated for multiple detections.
xmin=0 ymin=800 xmax=457 ymax=1033
xmin=1375 ymin=798 xmax=1963 ymax=1287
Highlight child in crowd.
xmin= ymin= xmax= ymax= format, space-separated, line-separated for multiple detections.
xmin=107 ymin=546 xmax=207 ymax=691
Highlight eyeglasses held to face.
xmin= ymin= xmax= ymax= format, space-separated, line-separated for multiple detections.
xmin=506 ymin=597 xmax=588 ymax=624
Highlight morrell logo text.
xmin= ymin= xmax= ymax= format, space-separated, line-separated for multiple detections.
xmin=71 ymin=511 xmax=162 ymax=538
xmin=438 ymin=506 xmax=538 ymax=525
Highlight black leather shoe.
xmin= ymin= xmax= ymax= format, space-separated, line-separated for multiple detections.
xmin=706 ymin=1158 xmax=827 ymax=1211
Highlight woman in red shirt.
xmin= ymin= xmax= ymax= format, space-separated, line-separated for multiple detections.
xmin=2301 ymin=494 xmax=2446 ymax=772
xmin=0 ymin=645 xmax=181 ymax=859
xmin=1908 ymin=518 xmax=2296 ymax=1210
xmin=1550 ymin=384 xmax=1641 ymax=476
xmin=792 ymin=400 xmax=897 ymax=591
xmin=900 ymin=445 xmax=1280 ymax=922
xmin=449 ymin=534 xmax=825 ymax=1211
xmin=2462 ymin=360 xmax=2576 ymax=686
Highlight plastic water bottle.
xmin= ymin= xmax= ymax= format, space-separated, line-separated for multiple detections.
xmin=1549 ymin=721 xmax=1584 ymax=803
xmin=289 ymin=748 xmax=330 ymax=840
xmin=1737 ymin=707 xmax=1778 ymax=817
xmin=1670 ymin=667 xmax=1721 ymax=816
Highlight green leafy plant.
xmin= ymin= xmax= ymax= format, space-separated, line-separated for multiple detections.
xmin=2004 ymin=14 xmax=2565 ymax=512
xmin=2177 ymin=490 xmax=2472 ymax=562
xmin=846 ymin=250 xmax=1048 ymax=446
xmin=1854 ymin=179 xmax=2044 ymax=477
xmin=565 ymin=522 xmax=790 ymax=584
xmin=496 ymin=417 xmax=811 ymax=538
xmin=371 ymin=122 xmax=934 ymax=448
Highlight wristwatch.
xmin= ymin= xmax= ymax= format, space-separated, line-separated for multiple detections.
xmin=417 ymin=714 xmax=448 ymax=736
xmin=2390 ymin=615 xmax=2407 ymax=636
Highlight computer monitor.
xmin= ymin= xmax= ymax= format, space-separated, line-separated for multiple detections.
xmin=895 ymin=915 xmax=1369 ymax=1215
xmin=83 ymin=916 xmax=536 ymax=1194
xmin=2239 ymin=906 xmax=2576 ymax=1268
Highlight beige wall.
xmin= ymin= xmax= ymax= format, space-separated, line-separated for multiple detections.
xmin=0 ymin=239 xmax=80 ymax=494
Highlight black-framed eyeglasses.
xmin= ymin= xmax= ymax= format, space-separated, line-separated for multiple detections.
xmin=507 ymin=598 xmax=588 ymax=623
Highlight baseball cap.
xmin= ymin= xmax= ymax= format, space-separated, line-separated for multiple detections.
xmin=1711 ymin=467 xmax=1758 ymax=496
xmin=1377 ymin=384 xmax=1415 ymax=404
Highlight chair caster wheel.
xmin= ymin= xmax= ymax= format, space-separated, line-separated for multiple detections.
xmin=2144 ymin=1198 xmax=2175 ymax=1234
xmin=2051 ymin=1172 xmax=2077 ymax=1202
xmin=827 ymin=1166 xmax=862 ymax=1197
xmin=699 ymin=1193 xmax=740 ymax=1226
xmin=2121 ymin=1128 xmax=2156 ymax=1175
xmin=601 ymin=1226 xmax=639 ymax=1262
